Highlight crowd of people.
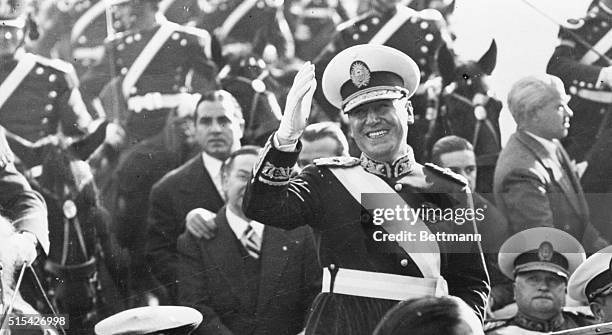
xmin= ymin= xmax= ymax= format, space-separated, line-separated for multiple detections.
xmin=2 ymin=0 xmax=612 ymax=334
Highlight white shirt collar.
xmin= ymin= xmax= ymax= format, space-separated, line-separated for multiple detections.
xmin=525 ymin=131 xmax=559 ymax=156
xmin=201 ymin=151 xmax=225 ymax=198
xmin=226 ymin=207 xmax=264 ymax=240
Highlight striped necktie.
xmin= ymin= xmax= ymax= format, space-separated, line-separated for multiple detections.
xmin=241 ymin=224 xmax=261 ymax=259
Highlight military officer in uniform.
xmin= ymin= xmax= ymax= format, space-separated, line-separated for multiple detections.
xmin=80 ymin=0 xmax=222 ymax=145
xmin=568 ymin=245 xmax=612 ymax=322
xmin=242 ymin=44 xmax=488 ymax=335
xmin=313 ymin=0 xmax=451 ymax=160
xmin=195 ymin=0 xmax=295 ymax=61
xmin=484 ymin=227 xmax=595 ymax=334
xmin=546 ymin=0 xmax=612 ymax=162
xmin=0 ymin=0 xmax=94 ymax=145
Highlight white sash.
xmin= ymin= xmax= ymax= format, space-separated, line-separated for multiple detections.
xmin=0 ymin=53 xmax=37 ymax=111
xmin=368 ymin=5 xmax=415 ymax=45
xmin=580 ymin=28 xmax=612 ymax=65
xmin=122 ymin=22 xmax=177 ymax=97
xmin=70 ymin=0 xmax=106 ymax=43
xmin=329 ymin=166 xmax=442 ymax=280
xmin=214 ymin=0 xmax=259 ymax=41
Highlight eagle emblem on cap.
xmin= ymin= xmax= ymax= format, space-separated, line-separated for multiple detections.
xmin=350 ymin=60 xmax=370 ymax=88
xmin=538 ymin=241 xmax=554 ymax=262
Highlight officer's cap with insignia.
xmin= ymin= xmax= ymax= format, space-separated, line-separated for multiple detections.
xmin=498 ymin=227 xmax=586 ymax=280
xmin=568 ymin=245 xmax=612 ymax=304
xmin=322 ymin=44 xmax=420 ymax=114
xmin=95 ymin=306 xmax=203 ymax=335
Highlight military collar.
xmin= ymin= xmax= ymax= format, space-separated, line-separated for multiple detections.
xmin=360 ymin=149 xmax=415 ymax=178
xmin=512 ymin=311 xmax=565 ymax=332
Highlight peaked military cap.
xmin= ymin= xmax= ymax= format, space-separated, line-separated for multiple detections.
xmin=498 ymin=227 xmax=586 ymax=279
xmin=568 ymin=245 xmax=612 ymax=303
xmin=322 ymin=44 xmax=420 ymax=113
xmin=95 ymin=306 xmax=203 ymax=335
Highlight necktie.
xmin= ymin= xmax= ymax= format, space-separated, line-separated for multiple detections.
xmin=241 ymin=224 xmax=261 ymax=259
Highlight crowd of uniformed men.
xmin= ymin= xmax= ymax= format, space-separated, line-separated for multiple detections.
xmin=4 ymin=0 xmax=612 ymax=334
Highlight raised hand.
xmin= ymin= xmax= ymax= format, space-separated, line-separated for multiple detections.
xmin=276 ymin=61 xmax=317 ymax=145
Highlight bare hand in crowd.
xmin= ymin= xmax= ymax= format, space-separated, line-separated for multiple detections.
xmin=186 ymin=208 xmax=217 ymax=239
xmin=12 ymin=232 xmax=38 ymax=266
xmin=276 ymin=61 xmax=316 ymax=145
xmin=104 ymin=123 xmax=126 ymax=149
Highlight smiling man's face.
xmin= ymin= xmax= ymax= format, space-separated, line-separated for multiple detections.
xmin=514 ymin=270 xmax=567 ymax=321
xmin=347 ymin=98 xmax=411 ymax=162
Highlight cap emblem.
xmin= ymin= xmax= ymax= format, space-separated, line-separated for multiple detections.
xmin=538 ymin=241 xmax=554 ymax=262
xmin=350 ymin=60 xmax=370 ymax=88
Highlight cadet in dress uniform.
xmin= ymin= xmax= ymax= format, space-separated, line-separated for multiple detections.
xmin=546 ymin=0 xmax=612 ymax=162
xmin=195 ymin=0 xmax=295 ymax=60
xmin=0 ymin=0 xmax=93 ymax=144
xmin=242 ymin=44 xmax=489 ymax=335
xmin=313 ymin=0 xmax=451 ymax=160
xmin=80 ymin=0 xmax=222 ymax=144
xmin=484 ymin=227 xmax=595 ymax=334
xmin=568 ymin=245 xmax=612 ymax=322
xmin=95 ymin=306 xmax=203 ymax=335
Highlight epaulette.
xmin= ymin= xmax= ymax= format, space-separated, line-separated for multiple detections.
xmin=416 ymin=8 xmax=444 ymax=22
xmin=336 ymin=12 xmax=371 ymax=32
xmin=31 ymin=54 xmax=79 ymax=87
xmin=313 ymin=156 xmax=360 ymax=167
xmin=562 ymin=18 xmax=585 ymax=30
xmin=483 ymin=319 xmax=510 ymax=333
xmin=423 ymin=162 xmax=468 ymax=187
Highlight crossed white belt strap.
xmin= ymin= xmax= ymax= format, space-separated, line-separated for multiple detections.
xmin=326 ymin=166 xmax=448 ymax=301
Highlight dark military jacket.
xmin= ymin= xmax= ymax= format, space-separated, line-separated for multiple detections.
xmin=0 ymin=52 xmax=92 ymax=143
xmin=243 ymin=137 xmax=489 ymax=334
xmin=485 ymin=311 xmax=597 ymax=334
xmin=547 ymin=5 xmax=612 ymax=160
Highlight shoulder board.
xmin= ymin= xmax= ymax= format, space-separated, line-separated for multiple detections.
xmin=423 ymin=162 xmax=468 ymax=187
xmin=314 ymin=156 xmax=360 ymax=167
xmin=31 ymin=54 xmax=79 ymax=87
xmin=336 ymin=12 xmax=371 ymax=32
xmin=483 ymin=319 xmax=510 ymax=333
xmin=416 ymin=8 xmax=444 ymax=22
xmin=562 ymin=18 xmax=585 ymax=30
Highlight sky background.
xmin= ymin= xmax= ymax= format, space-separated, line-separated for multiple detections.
xmin=451 ymin=0 xmax=591 ymax=145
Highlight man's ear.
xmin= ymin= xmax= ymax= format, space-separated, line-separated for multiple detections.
xmin=590 ymin=301 xmax=605 ymax=322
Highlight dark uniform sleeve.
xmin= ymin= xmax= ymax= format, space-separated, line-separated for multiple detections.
xmin=299 ymin=227 xmax=322 ymax=322
xmin=243 ymin=138 xmax=325 ymax=230
xmin=0 ymin=129 xmax=49 ymax=254
xmin=177 ymin=232 xmax=234 ymax=335
xmin=80 ymin=40 xmax=116 ymax=108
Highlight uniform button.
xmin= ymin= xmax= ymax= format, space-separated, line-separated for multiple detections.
xmin=420 ymin=21 xmax=429 ymax=29
xmin=219 ymin=3 xmax=227 ymax=10
xmin=36 ymin=67 xmax=44 ymax=75
xmin=117 ymin=44 xmax=125 ymax=51
xmin=394 ymin=184 xmax=402 ymax=192
xmin=400 ymin=259 xmax=408 ymax=267
xmin=579 ymin=81 xmax=586 ymax=87
xmin=594 ymin=26 xmax=600 ymax=33
xmin=48 ymin=74 xmax=56 ymax=82
xmin=172 ymin=32 xmax=180 ymax=40
xmin=48 ymin=91 xmax=57 ymax=98
xmin=371 ymin=17 xmax=380 ymax=25
xmin=180 ymin=39 xmax=187 ymax=47
xmin=44 ymin=104 xmax=53 ymax=112
xmin=41 ymin=117 xmax=49 ymax=125
xmin=172 ymin=84 xmax=179 ymax=91
xmin=425 ymin=33 xmax=434 ymax=42
xmin=121 ymin=67 xmax=128 ymax=75
xmin=564 ymin=225 xmax=570 ymax=230
xmin=420 ymin=45 xmax=429 ymax=53
xmin=419 ymin=58 xmax=427 ymax=65
xmin=282 ymin=246 xmax=287 ymax=251
xmin=329 ymin=264 xmax=336 ymax=270
xmin=569 ymin=86 xmax=577 ymax=94
xmin=130 ymin=87 xmax=137 ymax=95
xmin=257 ymin=1 xmax=265 ymax=8
xmin=78 ymin=35 xmax=87 ymax=44
xmin=587 ymin=82 xmax=594 ymax=89
xmin=352 ymin=33 xmax=359 ymax=40
xmin=134 ymin=33 xmax=142 ymax=41
xmin=572 ymin=79 xmax=578 ymax=84
xmin=410 ymin=16 xmax=418 ymax=23
xmin=125 ymin=36 xmax=134 ymax=44
xmin=359 ymin=24 xmax=368 ymax=32
xmin=421 ymin=71 xmax=426 ymax=78
xmin=603 ymin=21 xmax=609 ymax=28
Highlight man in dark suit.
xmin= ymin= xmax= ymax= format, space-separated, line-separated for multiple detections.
xmin=146 ymin=90 xmax=243 ymax=300
xmin=494 ymin=74 xmax=608 ymax=253
xmin=178 ymin=146 xmax=320 ymax=335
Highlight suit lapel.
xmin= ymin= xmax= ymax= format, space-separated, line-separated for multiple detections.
xmin=255 ymin=227 xmax=292 ymax=315
xmin=179 ymin=155 xmax=224 ymax=210
xmin=515 ymin=132 xmax=584 ymax=217
xmin=203 ymin=208 xmax=251 ymax=306
xmin=555 ymin=142 xmax=590 ymax=216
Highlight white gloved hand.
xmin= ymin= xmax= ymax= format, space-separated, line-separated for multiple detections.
xmin=186 ymin=208 xmax=217 ymax=239
xmin=276 ymin=61 xmax=317 ymax=145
